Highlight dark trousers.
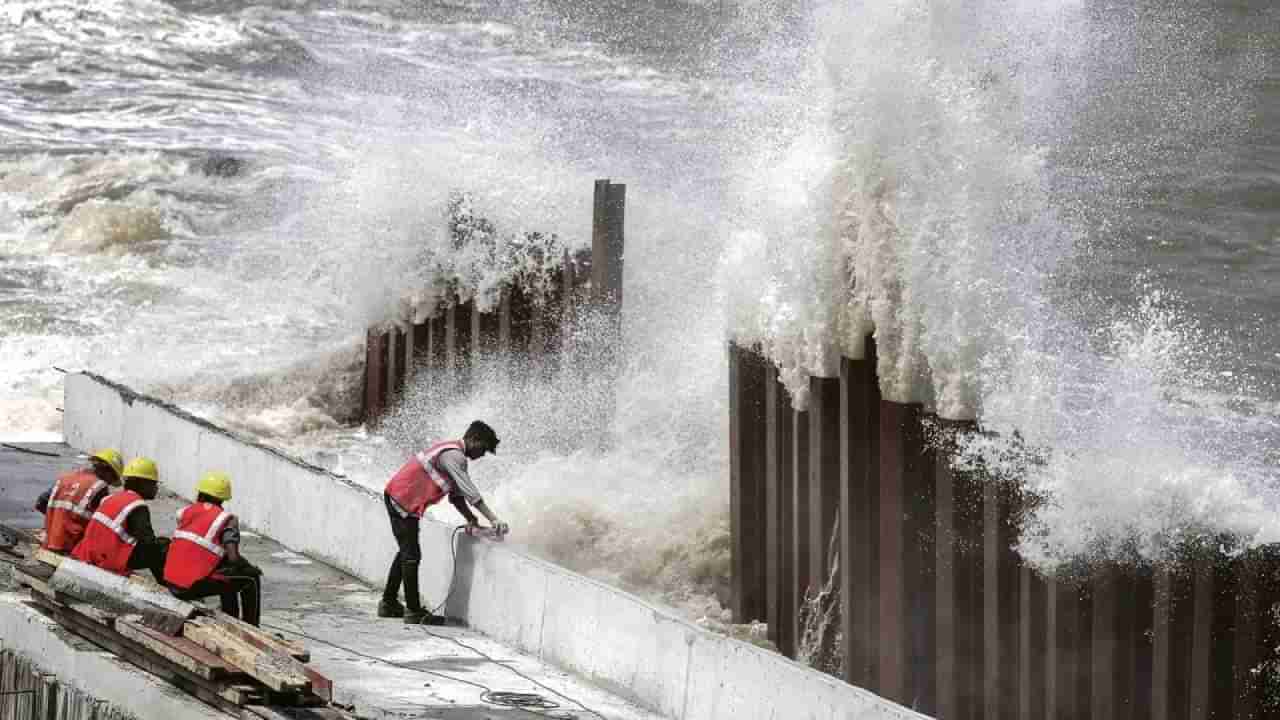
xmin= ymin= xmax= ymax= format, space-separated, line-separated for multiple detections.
xmin=128 ymin=540 xmax=167 ymax=584
xmin=174 ymin=573 xmax=262 ymax=626
xmin=382 ymin=493 xmax=422 ymax=611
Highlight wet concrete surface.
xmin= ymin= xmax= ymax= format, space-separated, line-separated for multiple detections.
xmin=2 ymin=442 xmax=663 ymax=720
xmin=0 ymin=442 xmax=82 ymax=531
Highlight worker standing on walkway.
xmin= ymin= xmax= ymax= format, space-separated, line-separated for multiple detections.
xmin=381 ymin=420 xmax=507 ymax=625
xmin=70 ymin=457 xmax=169 ymax=583
xmin=35 ymin=448 xmax=123 ymax=554
xmin=164 ymin=472 xmax=262 ymax=626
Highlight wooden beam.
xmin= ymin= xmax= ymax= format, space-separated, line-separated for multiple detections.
xmin=32 ymin=547 xmax=64 ymax=569
xmin=183 ymin=617 xmax=311 ymax=693
xmin=116 ymin=616 xmax=238 ymax=680
xmin=47 ymin=557 xmax=195 ymax=635
xmin=211 ymin=610 xmax=310 ymax=662
xmin=26 ymin=596 xmax=263 ymax=719
xmin=13 ymin=562 xmax=55 ymax=598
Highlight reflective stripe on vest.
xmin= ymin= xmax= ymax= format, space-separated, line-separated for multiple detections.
xmin=47 ymin=476 xmax=105 ymax=519
xmin=385 ymin=440 xmax=463 ymax=517
xmin=416 ymin=441 xmax=464 ymax=494
xmin=173 ymin=509 xmax=231 ymax=557
xmin=90 ymin=499 xmax=144 ymax=547
xmin=164 ymin=503 xmax=234 ymax=589
xmin=44 ymin=471 xmax=107 ymax=552
xmin=70 ymin=490 xmax=144 ymax=575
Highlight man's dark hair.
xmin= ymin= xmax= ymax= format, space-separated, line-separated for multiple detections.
xmin=464 ymin=420 xmax=499 ymax=454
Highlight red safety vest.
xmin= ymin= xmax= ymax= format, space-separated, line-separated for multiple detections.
xmin=163 ymin=502 xmax=234 ymax=589
xmin=384 ymin=440 xmax=464 ymax=518
xmin=70 ymin=490 xmax=145 ymax=575
xmin=43 ymin=469 xmax=108 ymax=553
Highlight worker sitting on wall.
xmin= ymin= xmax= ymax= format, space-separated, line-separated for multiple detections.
xmin=381 ymin=420 xmax=508 ymax=625
xmin=35 ymin=448 xmax=123 ymax=554
xmin=164 ymin=472 xmax=263 ymax=626
xmin=70 ymin=457 xmax=169 ymax=583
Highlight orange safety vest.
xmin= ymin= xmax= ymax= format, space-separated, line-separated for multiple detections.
xmin=70 ymin=490 xmax=145 ymax=575
xmin=163 ymin=502 xmax=234 ymax=589
xmin=43 ymin=469 xmax=108 ymax=553
xmin=384 ymin=440 xmax=464 ymax=518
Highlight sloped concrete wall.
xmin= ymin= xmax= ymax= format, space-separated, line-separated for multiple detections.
xmin=64 ymin=372 xmax=929 ymax=720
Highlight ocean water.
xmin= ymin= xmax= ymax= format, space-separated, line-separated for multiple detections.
xmin=1 ymin=0 xmax=1277 ymax=629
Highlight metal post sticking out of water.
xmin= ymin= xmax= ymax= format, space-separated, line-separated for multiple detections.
xmin=587 ymin=179 xmax=626 ymax=443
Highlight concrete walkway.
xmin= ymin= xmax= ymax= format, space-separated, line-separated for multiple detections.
xmin=1 ymin=442 xmax=664 ymax=720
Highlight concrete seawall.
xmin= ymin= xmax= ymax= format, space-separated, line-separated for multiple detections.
xmin=64 ymin=372 xmax=927 ymax=720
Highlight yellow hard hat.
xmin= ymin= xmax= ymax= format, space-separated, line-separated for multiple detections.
xmin=122 ymin=457 xmax=159 ymax=483
xmin=89 ymin=449 xmax=124 ymax=479
xmin=196 ymin=471 xmax=232 ymax=501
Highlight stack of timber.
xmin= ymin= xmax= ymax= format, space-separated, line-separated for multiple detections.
xmin=9 ymin=546 xmax=349 ymax=720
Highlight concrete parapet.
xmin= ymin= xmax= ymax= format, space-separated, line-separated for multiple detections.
xmin=64 ymin=371 xmax=928 ymax=720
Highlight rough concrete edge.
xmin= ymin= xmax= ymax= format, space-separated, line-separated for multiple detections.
xmin=64 ymin=372 xmax=930 ymax=720
xmin=0 ymin=593 xmax=229 ymax=719
xmin=76 ymin=371 xmax=345 ymax=483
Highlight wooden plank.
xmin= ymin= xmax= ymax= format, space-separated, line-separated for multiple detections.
xmin=32 ymin=547 xmax=64 ymax=569
xmin=116 ymin=617 xmax=237 ymax=680
xmin=211 ymin=610 xmax=310 ymax=662
xmin=65 ymin=601 xmax=117 ymax=627
xmin=16 ymin=560 xmax=54 ymax=582
xmin=184 ymin=617 xmax=311 ymax=693
xmin=26 ymin=596 xmax=262 ymax=719
xmin=221 ymin=684 xmax=265 ymax=705
xmin=302 ymin=667 xmax=333 ymax=704
xmin=47 ymin=557 xmax=195 ymax=634
xmin=14 ymin=566 xmax=56 ymax=599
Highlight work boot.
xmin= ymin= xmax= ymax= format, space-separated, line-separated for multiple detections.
xmin=377 ymin=599 xmax=405 ymax=618
xmin=403 ymin=608 xmax=446 ymax=626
